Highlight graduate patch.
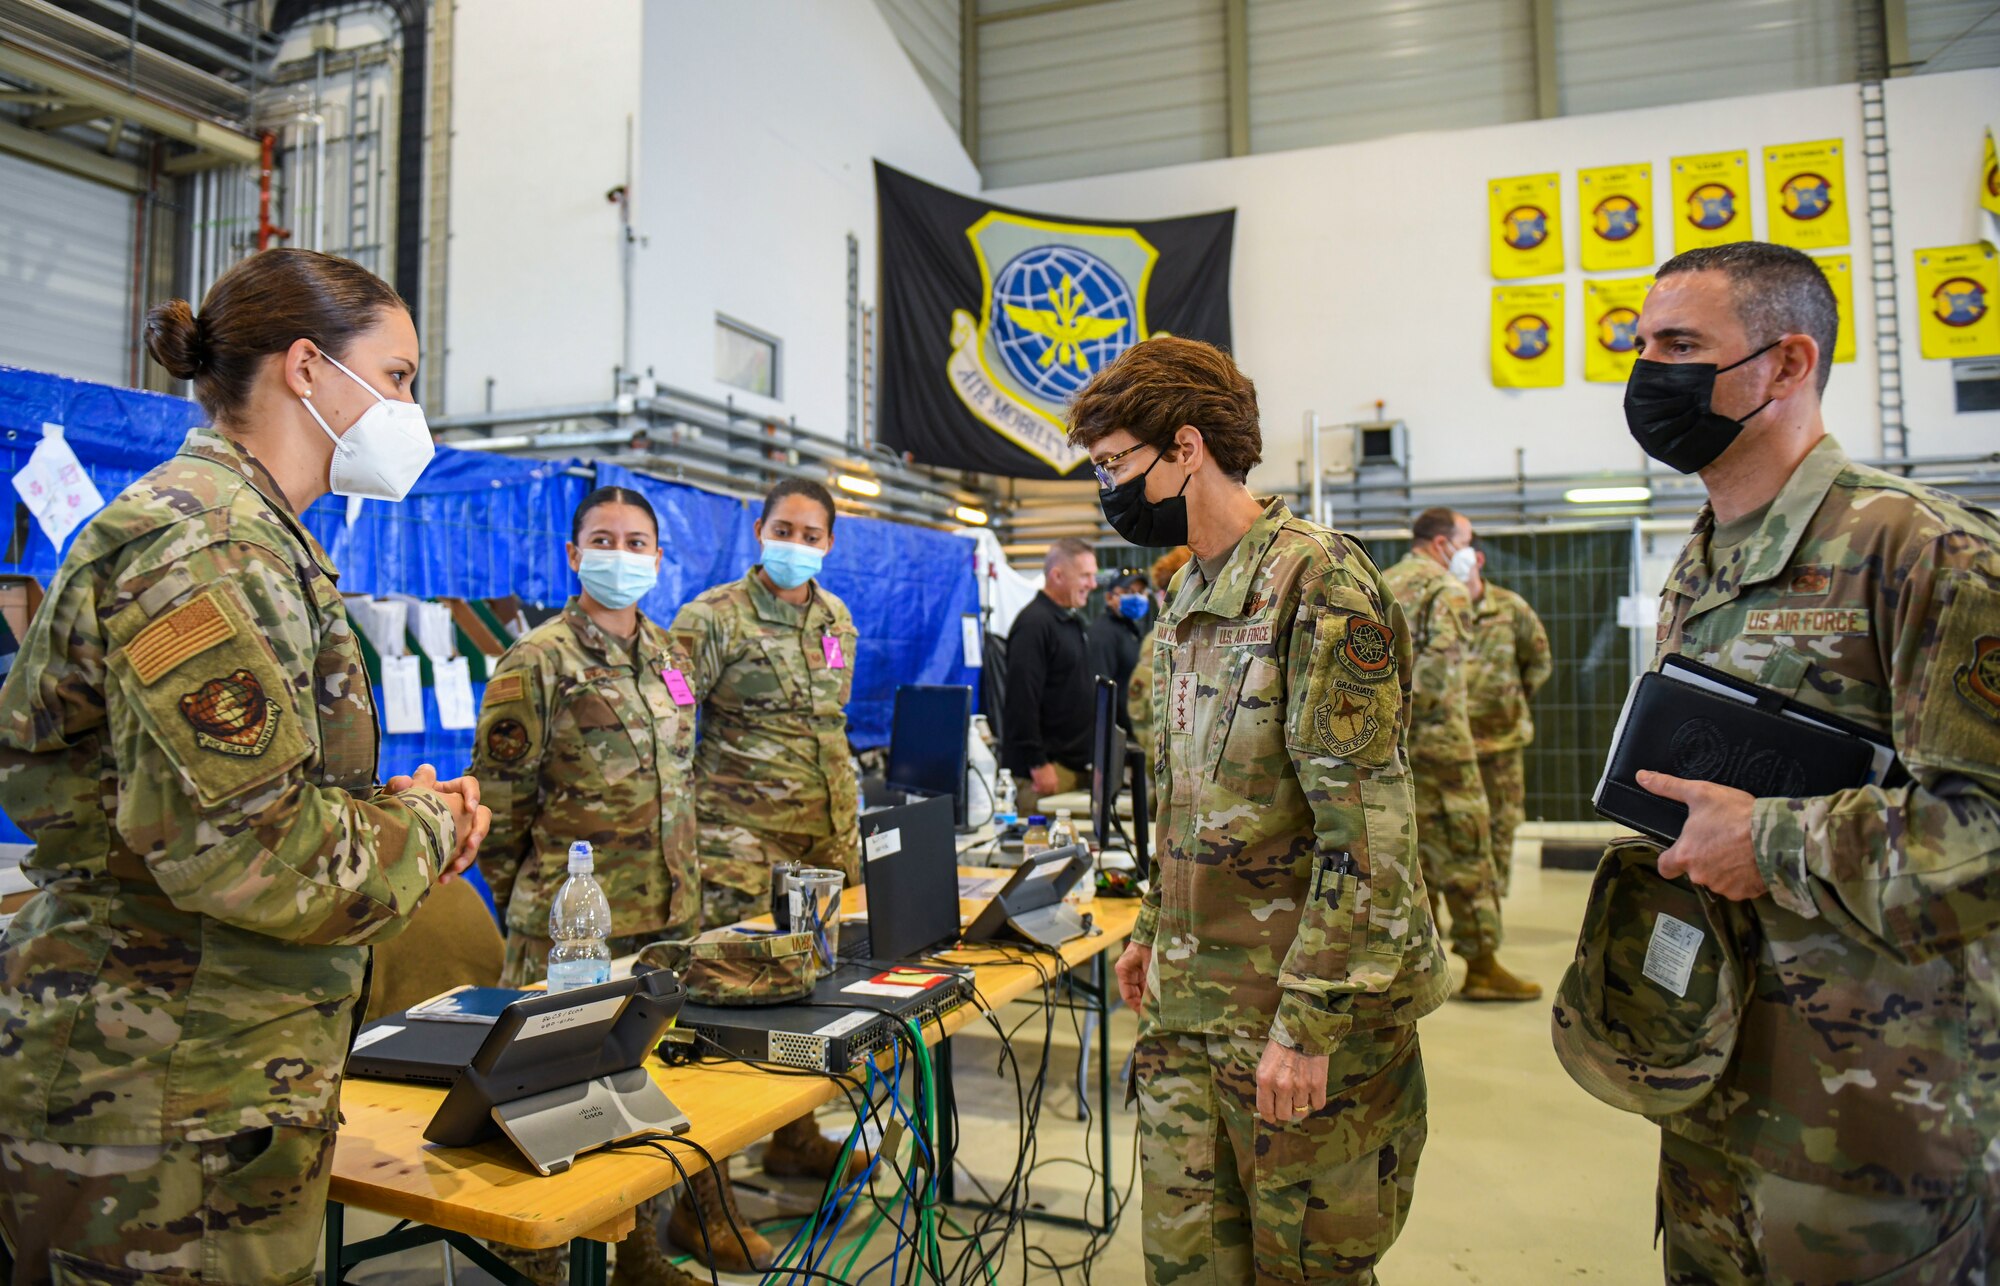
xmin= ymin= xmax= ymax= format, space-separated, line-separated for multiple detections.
xmin=1956 ymin=636 xmax=2000 ymax=722
xmin=1313 ymin=681 xmax=1381 ymax=758
xmin=179 ymin=670 xmax=280 ymax=757
xmin=1337 ymin=616 xmax=1395 ymax=681
xmin=1742 ymin=608 xmax=1871 ymax=636
xmin=1215 ymin=623 xmax=1272 ymax=647
xmin=485 ymin=673 xmax=525 ymax=704
xmin=487 ymin=717 xmax=531 ymax=762
xmin=127 ymin=592 xmax=236 ymax=686
xmin=1785 ymin=565 xmax=1833 ymax=596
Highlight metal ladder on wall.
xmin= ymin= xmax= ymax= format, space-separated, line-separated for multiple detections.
xmin=347 ymin=83 xmax=374 ymax=273
xmin=1858 ymin=75 xmax=1907 ymax=457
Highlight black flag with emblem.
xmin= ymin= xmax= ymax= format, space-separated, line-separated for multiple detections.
xmin=875 ymin=162 xmax=1234 ymax=481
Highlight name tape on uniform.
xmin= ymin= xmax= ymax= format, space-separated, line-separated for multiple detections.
xmin=1214 ymin=623 xmax=1272 ymax=647
xmin=1742 ymin=608 xmax=1872 ymax=636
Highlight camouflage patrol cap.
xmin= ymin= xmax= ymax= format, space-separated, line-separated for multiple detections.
xmin=1550 ymin=839 xmax=1759 ymax=1116
xmin=637 ymin=928 xmax=817 ymax=1007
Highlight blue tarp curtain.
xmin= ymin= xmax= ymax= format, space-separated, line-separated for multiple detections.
xmin=0 ymin=365 xmax=980 ymax=843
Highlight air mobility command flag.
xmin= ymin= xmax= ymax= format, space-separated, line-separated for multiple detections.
xmin=1671 ymin=151 xmax=1751 ymax=255
xmin=1578 ymin=163 xmax=1653 ymax=272
xmin=874 ymin=163 xmax=1234 ymax=480
xmin=1812 ymin=254 xmax=1857 ymax=363
xmin=1764 ymin=139 xmax=1849 ymax=251
xmin=1914 ymin=243 xmax=2000 ymax=360
xmin=1493 ymin=284 xmax=1565 ymax=388
xmin=1489 ymin=173 xmax=1565 ymax=279
xmin=1584 ymin=276 xmax=1653 ymax=383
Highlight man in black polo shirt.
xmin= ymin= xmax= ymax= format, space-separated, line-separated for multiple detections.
xmin=1003 ymin=537 xmax=1099 ymax=817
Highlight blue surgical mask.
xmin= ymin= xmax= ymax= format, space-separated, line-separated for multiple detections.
xmin=577 ymin=549 xmax=658 ymax=609
xmin=762 ymin=539 xmax=824 ymax=590
xmin=1117 ymin=593 xmax=1148 ymax=620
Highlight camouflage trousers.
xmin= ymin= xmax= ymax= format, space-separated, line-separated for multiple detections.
xmin=499 ymin=930 xmax=680 ymax=988
xmin=1659 ymin=1131 xmax=1998 ymax=1285
xmin=1412 ymin=757 xmax=1501 ymax=960
xmin=697 ymin=821 xmax=860 ymax=929
xmin=1134 ymin=1025 xmax=1427 ymax=1285
xmin=1476 ymin=747 xmax=1526 ymax=895
xmin=0 ymin=1125 xmax=330 ymax=1285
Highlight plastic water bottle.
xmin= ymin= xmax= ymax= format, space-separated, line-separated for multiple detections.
xmin=547 ymin=842 xmax=612 ymax=993
xmin=1021 ymin=814 xmax=1051 ymax=859
xmin=1049 ymin=809 xmax=1094 ymax=905
xmin=993 ymin=769 xmax=1019 ymax=828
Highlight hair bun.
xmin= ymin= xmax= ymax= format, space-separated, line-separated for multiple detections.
xmin=143 ymin=299 xmax=210 ymax=380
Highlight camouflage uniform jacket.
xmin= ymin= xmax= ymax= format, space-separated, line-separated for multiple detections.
xmin=0 ymin=429 xmax=454 ymax=1145
xmin=1137 ymin=498 xmax=1449 ymax=1056
xmin=1653 ymin=435 xmax=2000 ymax=1197
xmin=1466 ymin=582 xmax=1552 ymax=755
xmin=668 ymin=569 xmax=858 ymax=845
xmin=1382 ymin=554 xmax=1480 ymax=765
xmin=471 ymin=599 xmax=698 ymax=939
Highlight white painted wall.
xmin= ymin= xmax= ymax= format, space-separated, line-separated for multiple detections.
xmin=445 ymin=0 xmax=978 ymax=436
xmin=444 ymin=0 xmax=643 ymax=415
xmin=629 ymin=0 xmax=978 ymax=437
xmin=987 ymin=69 xmax=2000 ymax=488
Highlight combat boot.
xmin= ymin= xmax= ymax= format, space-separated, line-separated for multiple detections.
xmin=762 ymin=1113 xmax=870 ymax=1181
xmin=610 ymin=1206 xmax=703 ymax=1286
xmin=486 ymin=1243 xmax=568 ymax=1286
xmin=1459 ymin=953 xmax=1543 ymax=1002
xmin=666 ymin=1166 xmax=774 ymax=1274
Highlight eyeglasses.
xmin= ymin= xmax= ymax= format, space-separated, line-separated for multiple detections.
xmin=1092 ymin=441 xmax=1158 ymax=489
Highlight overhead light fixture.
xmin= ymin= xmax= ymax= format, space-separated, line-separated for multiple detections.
xmin=953 ymin=505 xmax=989 ymax=526
xmin=1564 ymin=486 xmax=1652 ymax=505
xmin=834 ymin=473 xmax=881 ymax=498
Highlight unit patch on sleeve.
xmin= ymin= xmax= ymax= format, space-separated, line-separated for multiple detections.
xmin=1336 ymin=615 xmax=1396 ymax=681
xmin=487 ymin=717 xmax=531 ymax=762
xmin=179 ymin=669 xmax=281 ymax=757
xmin=128 ymin=592 xmax=237 ymax=686
xmin=1956 ymin=636 xmax=2000 ymax=723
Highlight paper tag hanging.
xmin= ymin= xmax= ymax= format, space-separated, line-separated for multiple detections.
xmin=434 ymin=656 xmax=477 ymax=730
xmin=10 ymin=423 xmax=105 ymax=551
xmin=381 ymin=654 xmax=427 ymax=734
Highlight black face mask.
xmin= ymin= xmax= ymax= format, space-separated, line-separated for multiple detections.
xmin=1099 ymin=448 xmax=1191 ymax=547
xmin=1623 ymin=340 xmax=1780 ymax=474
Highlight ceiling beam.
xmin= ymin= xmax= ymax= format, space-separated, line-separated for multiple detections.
xmin=1224 ymin=0 xmax=1248 ymax=156
xmin=26 ymin=103 xmax=104 ymax=129
xmin=0 ymin=114 xmax=140 ymax=189
xmin=0 ymin=39 xmax=258 ymax=164
xmin=959 ymin=0 xmax=979 ymax=164
xmin=1531 ymin=0 xmax=1559 ymax=118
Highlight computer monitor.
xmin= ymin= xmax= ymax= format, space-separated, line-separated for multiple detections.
xmin=1090 ymin=677 xmax=1122 ymax=849
xmin=886 ymin=683 xmax=973 ymax=827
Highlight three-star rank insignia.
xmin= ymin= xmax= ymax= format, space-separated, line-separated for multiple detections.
xmin=179 ymin=669 xmax=281 ymax=757
xmin=1956 ymin=636 xmax=2000 ymax=723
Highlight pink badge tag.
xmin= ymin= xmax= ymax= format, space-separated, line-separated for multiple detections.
xmin=662 ymin=668 xmax=696 ymax=706
xmin=822 ymin=633 xmax=846 ymax=669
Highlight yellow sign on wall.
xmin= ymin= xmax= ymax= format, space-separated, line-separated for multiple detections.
xmin=1983 ymin=128 xmax=2000 ymax=218
xmin=1763 ymin=139 xmax=1848 ymax=250
xmin=1812 ymin=254 xmax=1857 ymax=363
xmin=1578 ymin=163 xmax=1654 ymax=272
xmin=1583 ymin=276 xmax=1653 ymax=383
xmin=1492 ymin=284 xmax=1565 ymax=388
xmin=1489 ymin=173 xmax=1564 ymax=279
xmin=1670 ymin=150 xmax=1751 ymax=254
xmin=1913 ymin=243 xmax=2000 ymax=360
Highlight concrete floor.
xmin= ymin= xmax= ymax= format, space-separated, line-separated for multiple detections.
xmin=339 ymin=848 xmax=1661 ymax=1284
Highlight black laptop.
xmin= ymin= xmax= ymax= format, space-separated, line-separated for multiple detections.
xmin=838 ymin=793 xmax=961 ymax=962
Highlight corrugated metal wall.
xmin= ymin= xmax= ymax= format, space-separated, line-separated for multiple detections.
xmin=0 ymin=151 xmax=136 ymax=388
xmin=1906 ymin=0 xmax=2000 ymax=72
xmin=1250 ymin=0 xmax=1536 ymax=153
xmin=1555 ymin=0 xmax=1857 ymax=117
xmin=977 ymin=0 xmax=1228 ymax=188
xmin=875 ymin=0 xmax=1998 ymax=186
xmin=876 ymin=0 xmax=963 ymax=134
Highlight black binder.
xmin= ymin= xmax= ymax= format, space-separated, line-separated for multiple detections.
xmin=1593 ymin=655 xmax=1899 ymax=843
